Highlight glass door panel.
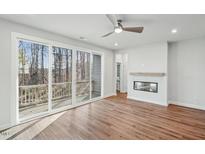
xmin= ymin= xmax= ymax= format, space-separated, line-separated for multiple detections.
xmin=91 ymin=54 xmax=102 ymax=98
xmin=17 ymin=37 xmax=103 ymax=121
xmin=52 ymin=46 xmax=72 ymax=109
xmin=18 ymin=40 xmax=49 ymax=119
xmin=76 ymin=50 xmax=90 ymax=103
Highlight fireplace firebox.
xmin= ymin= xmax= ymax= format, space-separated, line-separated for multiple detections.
xmin=133 ymin=81 xmax=158 ymax=93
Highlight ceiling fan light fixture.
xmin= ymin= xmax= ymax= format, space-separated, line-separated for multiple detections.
xmin=102 ymin=15 xmax=144 ymax=37
xmin=114 ymin=27 xmax=122 ymax=33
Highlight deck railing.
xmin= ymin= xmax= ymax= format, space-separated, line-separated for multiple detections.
xmin=52 ymin=82 xmax=72 ymax=102
xmin=19 ymin=80 xmax=92 ymax=108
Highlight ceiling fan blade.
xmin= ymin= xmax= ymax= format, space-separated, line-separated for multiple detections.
xmin=101 ymin=31 xmax=114 ymax=37
xmin=122 ymin=27 xmax=144 ymax=33
xmin=106 ymin=14 xmax=118 ymax=26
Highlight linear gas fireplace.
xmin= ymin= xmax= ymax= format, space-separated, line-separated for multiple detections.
xmin=133 ymin=81 xmax=158 ymax=93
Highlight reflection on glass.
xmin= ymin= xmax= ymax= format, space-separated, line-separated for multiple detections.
xmin=91 ymin=54 xmax=101 ymax=98
xmin=133 ymin=81 xmax=158 ymax=93
xmin=76 ymin=50 xmax=90 ymax=103
xmin=18 ymin=40 xmax=49 ymax=119
xmin=52 ymin=46 xmax=72 ymax=109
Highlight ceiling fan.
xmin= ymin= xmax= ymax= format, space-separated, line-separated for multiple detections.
xmin=102 ymin=14 xmax=144 ymax=37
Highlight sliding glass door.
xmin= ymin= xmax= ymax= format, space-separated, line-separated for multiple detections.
xmin=18 ymin=39 xmax=49 ymax=119
xmin=76 ymin=50 xmax=91 ymax=103
xmin=52 ymin=46 xmax=72 ymax=109
xmin=16 ymin=34 xmax=103 ymax=121
xmin=91 ymin=54 xmax=102 ymax=98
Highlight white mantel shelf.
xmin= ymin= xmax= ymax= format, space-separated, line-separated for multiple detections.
xmin=129 ymin=72 xmax=166 ymax=77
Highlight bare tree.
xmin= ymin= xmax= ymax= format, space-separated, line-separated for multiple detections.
xmin=58 ymin=48 xmax=62 ymax=82
xmin=29 ymin=43 xmax=34 ymax=85
xmin=18 ymin=41 xmax=26 ymax=86
xmin=41 ymin=45 xmax=45 ymax=84
xmin=87 ymin=53 xmax=90 ymax=80
xmin=81 ymin=52 xmax=85 ymax=80
xmin=53 ymin=48 xmax=57 ymax=83
xmin=77 ymin=51 xmax=79 ymax=80
xmin=66 ymin=50 xmax=69 ymax=81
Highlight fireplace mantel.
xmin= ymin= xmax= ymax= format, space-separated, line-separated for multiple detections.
xmin=129 ymin=72 xmax=166 ymax=77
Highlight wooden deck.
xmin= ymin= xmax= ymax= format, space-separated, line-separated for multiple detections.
xmin=2 ymin=93 xmax=205 ymax=139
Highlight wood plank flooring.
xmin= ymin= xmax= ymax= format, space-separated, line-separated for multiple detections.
xmin=33 ymin=94 xmax=205 ymax=140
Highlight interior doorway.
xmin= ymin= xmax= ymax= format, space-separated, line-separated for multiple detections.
xmin=115 ymin=53 xmax=128 ymax=96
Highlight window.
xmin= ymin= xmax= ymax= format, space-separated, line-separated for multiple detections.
xmin=18 ymin=39 xmax=49 ymax=119
xmin=15 ymin=33 xmax=103 ymax=122
xmin=76 ymin=50 xmax=90 ymax=103
xmin=52 ymin=46 xmax=72 ymax=109
xmin=91 ymin=54 xmax=102 ymax=98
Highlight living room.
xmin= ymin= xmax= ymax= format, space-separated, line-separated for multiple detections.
xmin=0 ymin=1 xmax=205 ymax=152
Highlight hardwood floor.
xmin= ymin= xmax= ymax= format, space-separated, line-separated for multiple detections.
xmin=33 ymin=94 xmax=205 ymax=140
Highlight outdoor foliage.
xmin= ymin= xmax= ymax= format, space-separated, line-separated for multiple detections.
xmin=76 ymin=50 xmax=90 ymax=81
xmin=18 ymin=40 xmax=49 ymax=86
xmin=52 ymin=46 xmax=72 ymax=83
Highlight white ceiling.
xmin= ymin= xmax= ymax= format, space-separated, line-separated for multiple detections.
xmin=1 ymin=14 xmax=205 ymax=50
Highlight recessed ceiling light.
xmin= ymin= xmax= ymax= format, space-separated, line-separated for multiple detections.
xmin=79 ymin=37 xmax=87 ymax=40
xmin=114 ymin=42 xmax=118 ymax=46
xmin=171 ymin=29 xmax=177 ymax=34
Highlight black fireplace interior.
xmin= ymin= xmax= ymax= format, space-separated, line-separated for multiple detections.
xmin=133 ymin=81 xmax=158 ymax=93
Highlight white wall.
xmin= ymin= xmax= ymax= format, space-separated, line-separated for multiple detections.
xmin=127 ymin=42 xmax=168 ymax=73
xmin=168 ymin=37 xmax=205 ymax=110
xmin=118 ymin=42 xmax=168 ymax=106
xmin=0 ymin=18 xmax=115 ymax=129
xmin=122 ymin=54 xmax=128 ymax=92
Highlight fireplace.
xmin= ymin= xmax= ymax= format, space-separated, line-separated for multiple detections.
xmin=133 ymin=81 xmax=158 ymax=93
xmin=129 ymin=72 xmax=167 ymax=106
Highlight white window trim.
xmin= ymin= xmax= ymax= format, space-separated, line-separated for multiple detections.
xmin=11 ymin=32 xmax=104 ymax=126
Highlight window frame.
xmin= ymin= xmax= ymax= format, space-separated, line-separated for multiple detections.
xmin=11 ymin=32 xmax=104 ymax=125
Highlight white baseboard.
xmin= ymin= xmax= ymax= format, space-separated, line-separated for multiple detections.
xmin=103 ymin=93 xmax=116 ymax=98
xmin=0 ymin=123 xmax=12 ymax=131
xmin=120 ymin=91 xmax=127 ymax=93
xmin=127 ymin=96 xmax=168 ymax=106
xmin=169 ymin=101 xmax=205 ymax=110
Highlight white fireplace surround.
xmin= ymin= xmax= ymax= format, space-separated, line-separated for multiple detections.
xmin=128 ymin=72 xmax=168 ymax=106
xmin=121 ymin=42 xmax=168 ymax=106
